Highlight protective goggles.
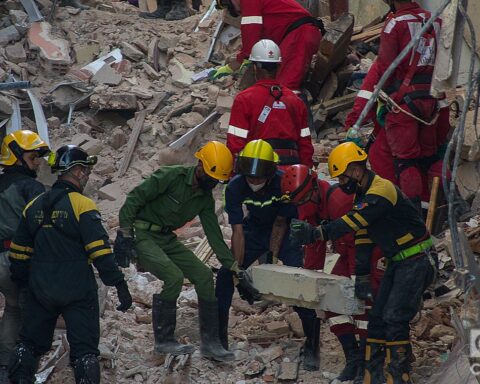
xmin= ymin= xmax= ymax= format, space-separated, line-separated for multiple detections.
xmin=236 ymin=156 xmax=276 ymax=178
xmin=48 ymin=152 xmax=98 ymax=169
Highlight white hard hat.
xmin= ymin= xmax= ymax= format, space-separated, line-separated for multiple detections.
xmin=249 ymin=39 xmax=282 ymax=63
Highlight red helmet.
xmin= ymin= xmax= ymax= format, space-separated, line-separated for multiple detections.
xmin=281 ymin=164 xmax=316 ymax=204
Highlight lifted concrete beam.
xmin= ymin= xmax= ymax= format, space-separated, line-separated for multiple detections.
xmin=250 ymin=264 xmax=364 ymax=315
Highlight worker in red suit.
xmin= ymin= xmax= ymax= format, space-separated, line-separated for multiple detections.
xmin=226 ymin=39 xmax=313 ymax=168
xmin=281 ymin=165 xmax=385 ymax=384
xmin=346 ymin=0 xmax=441 ymax=211
xmin=211 ymin=0 xmax=323 ymax=91
xmin=345 ymin=60 xmax=452 ymax=207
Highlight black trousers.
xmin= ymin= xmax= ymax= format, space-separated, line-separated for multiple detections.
xmin=19 ymin=288 xmax=100 ymax=361
xmin=367 ymin=251 xmax=437 ymax=341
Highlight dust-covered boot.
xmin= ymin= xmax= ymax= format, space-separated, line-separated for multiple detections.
xmin=385 ymin=341 xmax=413 ymax=384
xmin=300 ymin=316 xmax=321 ymax=371
xmin=61 ymin=0 xmax=90 ymax=10
xmin=152 ymin=295 xmax=195 ymax=355
xmin=218 ymin=310 xmax=229 ymax=350
xmin=165 ymin=0 xmax=190 ymax=20
xmin=364 ymin=338 xmax=386 ymax=384
xmin=336 ymin=333 xmax=361 ymax=382
xmin=72 ymin=354 xmax=100 ymax=384
xmin=139 ymin=0 xmax=172 ymax=19
xmin=198 ymin=299 xmax=234 ymax=362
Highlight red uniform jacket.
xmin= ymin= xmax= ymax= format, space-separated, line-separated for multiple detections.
xmin=227 ymin=79 xmax=313 ymax=167
xmin=345 ymin=61 xmax=381 ymax=130
xmin=237 ymin=0 xmax=311 ymax=63
xmin=377 ymin=2 xmax=440 ymax=94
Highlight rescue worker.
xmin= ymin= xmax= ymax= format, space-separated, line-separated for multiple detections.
xmin=216 ymin=139 xmax=320 ymax=371
xmin=114 ymin=141 xmax=258 ymax=362
xmin=139 ymin=0 xmax=191 ymax=21
xmin=210 ymin=0 xmax=323 ymax=92
xmin=346 ymin=0 xmax=441 ymax=210
xmin=281 ymin=164 xmax=385 ymax=383
xmin=289 ymin=142 xmax=437 ymax=383
xmin=8 ymin=145 xmax=132 ymax=384
xmin=226 ymin=39 xmax=313 ymax=168
xmin=0 ymin=130 xmax=50 ymax=384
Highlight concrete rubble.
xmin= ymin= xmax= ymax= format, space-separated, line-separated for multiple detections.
xmin=0 ymin=0 xmax=477 ymax=383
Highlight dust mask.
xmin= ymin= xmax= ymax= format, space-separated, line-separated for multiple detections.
xmin=248 ymin=181 xmax=266 ymax=192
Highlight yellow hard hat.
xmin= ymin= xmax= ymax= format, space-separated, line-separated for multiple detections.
xmin=328 ymin=142 xmax=367 ymax=177
xmin=0 ymin=130 xmax=50 ymax=166
xmin=237 ymin=139 xmax=279 ymax=178
xmin=195 ymin=141 xmax=233 ymax=181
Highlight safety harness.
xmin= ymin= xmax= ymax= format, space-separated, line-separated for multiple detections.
xmin=282 ymin=16 xmax=325 ymax=41
xmin=380 ymin=12 xmax=439 ymax=126
xmin=391 ymin=237 xmax=433 ymax=262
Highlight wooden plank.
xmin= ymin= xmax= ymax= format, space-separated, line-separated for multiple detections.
xmin=351 ymin=26 xmax=383 ymax=42
xmin=116 ymin=93 xmax=170 ymax=178
xmin=116 ymin=110 xmax=147 ymax=178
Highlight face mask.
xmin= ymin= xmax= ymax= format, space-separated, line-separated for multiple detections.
xmin=198 ymin=174 xmax=219 ymax=190
xmin=248 ymin=181 xmax=266 ymax=192
xmin=339 ymin=176 xmax=358 ymax=195
xmin=78 ymin=168 xmax=90 ymax=191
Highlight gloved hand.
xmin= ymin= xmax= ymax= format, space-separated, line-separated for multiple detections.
xmin=208 ymin=64 xmax=234 ymax=81
xmin=17 ymin=287 xmax=29 ymax=311
xmin=354 ymin=274 xmax=373 ymax=301
xmin=239 ymin=59 xmax=251 ymax=71
xmin=231 ymin=262 xmax=262 ymax=305
xmin=289 ymin=219 xmax=324 ymax=246
xmin=115 ymin=280 xmax=133 ymax=312
xmin=345 ymin=127 xmax=364 ymax=147
xmin=113 ymin=229 xmax=136 ymax=268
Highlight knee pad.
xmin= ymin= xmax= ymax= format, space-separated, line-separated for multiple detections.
xmin=8 ymin=343 xmax=38 ymax=384
xmin=72 ymin=354 xmax=100 ymax=384
xmin=393 ymin=158 xmax=418 ymax=179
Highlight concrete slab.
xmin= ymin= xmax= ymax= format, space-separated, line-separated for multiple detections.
xmin=250 ymin=264 xmax=364 ymax=315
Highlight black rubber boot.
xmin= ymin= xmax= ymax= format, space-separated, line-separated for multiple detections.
xmin=8 ymin=343 xmax=39 ymax=384
xmin=198 ymin=299 xmax=234 ymax=362
xmin=0 ymin=366 xmax=9 ymax=384
xmin=165 ymin=0 xmax=190 ymax=20
xmin=61 ymin=0 xmax=90 ymax=10
xmin=152 ymin=295 xmax=195 ymax=355
xmin=336 ymin=333 xmax=360 ymax=382
xmin=218 ymin=310 xmax=229 ymax=350
xmin=364 ymin=339 xmax=386 ymax=384
xmin=353 ymin=338 xmax=366 ymax=384
xmin=72 ymin=354 xmax=100 ymax=384
xmin=385 ymin=341 xmax=413 ymax=384
xmin=140 ymin=0 xmax=172 ymax=19
xmin=300 ymin=316 xmax=320 ymax=371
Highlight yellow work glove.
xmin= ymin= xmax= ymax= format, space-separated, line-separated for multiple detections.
xmin=239 ymin=59 xmax=252 ymax=71
xmin=208 ymin=64 xmax=234 ymax=80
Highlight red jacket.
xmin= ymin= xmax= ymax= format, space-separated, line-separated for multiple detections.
xmin=237 ymin=0 xmax=311 ymax=63
xmin=227 ymin=79 xmax=313 ymax=167
xmin=345 ymin=61 xmax=381 ymax=130
xmin=377 ymin=2 xmax=440 ymax=93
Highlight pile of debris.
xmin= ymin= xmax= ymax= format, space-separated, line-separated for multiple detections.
xmin=0 ymin=0 xmax=478 ymax=383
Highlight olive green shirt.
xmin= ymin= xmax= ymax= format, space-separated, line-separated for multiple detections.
xmin=119 ymin=165 xmax=234 ymax=269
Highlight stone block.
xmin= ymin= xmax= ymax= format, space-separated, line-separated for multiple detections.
xmin=143 ymin=62 xmax=161 ymax=80
xmin=285 ymin=312 xmax=304 ymax=338
xmin=98 ymin=181 xmax=123 ymax=201
xmin=47 ymin=116 xmax=61 ymax=130
xmin=216 ymin=94 xmax=234 ymax=113
xmin=90 ymin=92 xmax=137 ymax=110
xmin=91 ymin=64 xmax=122 ymax=86
xmin=70 ymin=134 xmax=103 ymax=155
xmin=27 ymin=22 xmax=71 ymax=72
xmin=219 ymin=112 xmax=230 ymax=130
xmin=0 ymin=25 xmax=21 ymax=47
xmin=455 ymin=161 xmax=480 ymax=201
xmin=168 ymin=58 xmax=193 ymax=88
xmin=121 ymin=42 xmax=145 ymax=62
xmin=265 ymin=320 xmax=289 ymax=335
xmin=277 ymin=361 xmax=298 ymax=381
xmin=73 ymin=42 xmax=100 ymax=65
xmin=0 ymin=95 xmax=13 ymax=114
xmin=250 ymin=264 xmax=364 ymax=315
xmin=110 ymin=127 xmax=127 ymax=149
xmin=9 ymin=9 xmax=28 ymax=25
xmin=255 ymin=345 xmax=283 ymax=364
xmin=5 ymin=42 xmax=26 ymax=63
